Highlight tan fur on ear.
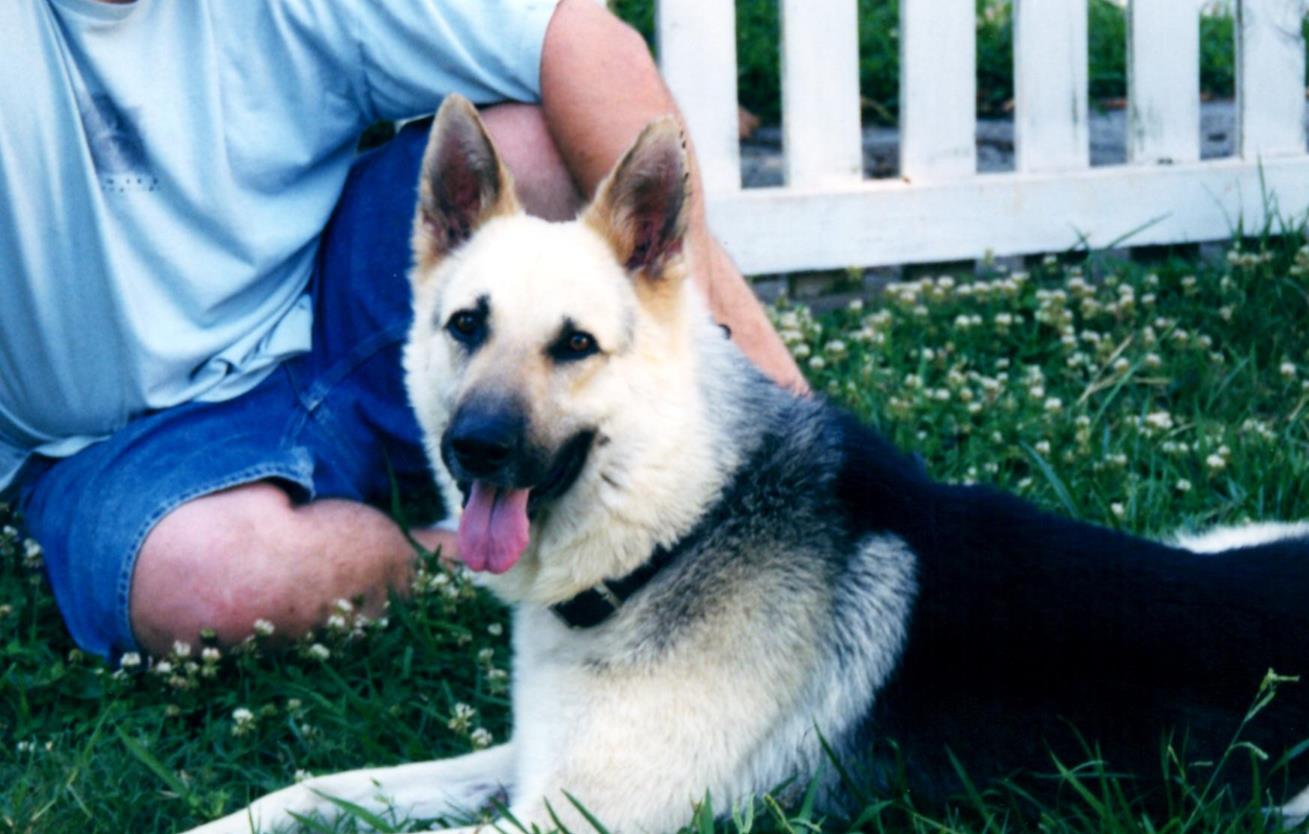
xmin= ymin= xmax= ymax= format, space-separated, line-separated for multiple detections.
xmin=411 ymin=94 xmax=521 ymax=275
xmin=582 ymin=117 xmax=691 ymax=285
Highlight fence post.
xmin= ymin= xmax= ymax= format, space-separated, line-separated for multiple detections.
xmin=1127 ymin=1 xmax=1201 ymax=164
xmin=1014 ymin=0 xmax=1090 ymax=173
xmin=900 ymin=0 xmax=977 ymax=182
xmin=656 ymin=0 xmax=742 ymax=195
xmin=780 ymin=0 xmax=864 ymax=187
xmin=1237 ymin=0 xmax=1307 ymax=160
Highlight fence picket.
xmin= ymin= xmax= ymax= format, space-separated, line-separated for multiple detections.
xmin=900 ymin=0 xmax=976 ymax=181
xmin=780 ymin=0 xmax=863 ymax=187
xmin=655 ymin=0 xmax=741 ymax=194
xmin=1236 ymin=0 xmax=1307 ymax=159
xmin=1014 ymin=0 xmax=1090 ymax=172
xmin=1128 ymin=1 xmax=1201 ymax=164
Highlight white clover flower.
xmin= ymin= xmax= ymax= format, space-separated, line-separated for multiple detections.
xmin=1175 ymin=478 xmax=1193 ymax=493
xmin=294 ymin=770 xmax=314 ymax=783
xmin=1143 ymin=353 xmax=1163 ymax=369
xmin=23 ymin=539 xmax=42 ymax=559
xmin=470 ymin=728 xmax=494 ymax=749
xmin=448 ymin=702 xmax=477 ymax=733
xmin=1205 ymin=454 xmax=1227 ymax=472
xmin=325 ymin=614 xmax=348 ymax=632
xmin=171 ymin=641 xmax=191 ymax=659
xmin=153 ymin=660 xmax=174 ymax=676
xmin=1034 ymin=440 xmax=1052 ymax=456
xmin=1110 ymin=503 xmax=1125 ymax=519
xmin=1180 ymin=275 xmax=1198 ymax=291
xmin=1043 ymin=397 xmax=1063 ymax=414
xmin=231 ymin=707 xmax=256 ymax=737
xmin=487 ymin=623 xmax=504 ymax=637
xmin=1280 ymin=361 xmax=1297 ymax=379
xmin=808 ymin=356 xmax=826 ymax=371
xmin=252 ymin=619 xmax=275 ymax=638
xmin=332 ymin=598 xmax=355 ymax=615
xmin=1027 ymin=385 xmax=1046 ymax=401
xmin=201 ymin=647 xmax=221 ymax=665
xmin=306 ymin=643 xmax=331 ymax=662
xmin=1219 ymin=305 xmax=1234 ymax=322
xmin=119 ymin=652 xmax=142 ymax=669
xmin=1144 ymin=411 xmax=1174 ymax=431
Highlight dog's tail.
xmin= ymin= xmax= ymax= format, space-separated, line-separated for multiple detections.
xmin=1173 ymin=520 xmax=1309 ymax=554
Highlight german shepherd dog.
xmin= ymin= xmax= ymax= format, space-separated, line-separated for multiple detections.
xmin=185 ymin=96 xmax=1309 ymax=834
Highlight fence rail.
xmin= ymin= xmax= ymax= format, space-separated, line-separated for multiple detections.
xmin=656 ymin=0 xmax=1309 ymax=275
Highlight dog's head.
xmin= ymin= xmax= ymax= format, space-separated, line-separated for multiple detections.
xmin=405 ymin=95 xmax=713 ymax=596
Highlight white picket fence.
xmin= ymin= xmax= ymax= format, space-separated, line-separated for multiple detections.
xmin=656 ymin=0 xmax=1309 ymax=275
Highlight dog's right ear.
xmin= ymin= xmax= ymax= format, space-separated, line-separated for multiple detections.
xmin=412 ymin=94 xmax=520 ymax=272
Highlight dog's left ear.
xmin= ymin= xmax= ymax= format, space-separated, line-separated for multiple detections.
xmin=583 ymin=117 xmax=690 ymax=279
xmin=412 ymin=94 xmax=520 ymax=271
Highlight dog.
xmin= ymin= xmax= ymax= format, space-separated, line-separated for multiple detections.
xmin=184 ymin=95 xmax=1309 ymax=834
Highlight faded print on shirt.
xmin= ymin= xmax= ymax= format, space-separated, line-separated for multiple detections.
xmin=74 ymin=83 xmax=158 ymax=193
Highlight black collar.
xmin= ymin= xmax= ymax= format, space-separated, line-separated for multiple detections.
xmin=550 ymin=544 xmax=679 ymax=629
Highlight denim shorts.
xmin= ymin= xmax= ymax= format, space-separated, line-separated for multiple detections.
xmin=16 ymin=120 xmax=440 ymax=659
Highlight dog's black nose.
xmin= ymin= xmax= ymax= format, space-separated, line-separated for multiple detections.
xmin=446 ymin=406 xmax=524 ymax=480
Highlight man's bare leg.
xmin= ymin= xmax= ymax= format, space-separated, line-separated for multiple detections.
xmin=130 ymin=483 xmax=449 ymax=655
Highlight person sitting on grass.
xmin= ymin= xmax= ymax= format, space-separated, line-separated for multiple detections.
xmin=0 ymin=0 xmax=803 ymax=660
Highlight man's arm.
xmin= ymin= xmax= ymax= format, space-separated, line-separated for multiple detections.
xmin=537 ymin=0 xmax=807 ymax=392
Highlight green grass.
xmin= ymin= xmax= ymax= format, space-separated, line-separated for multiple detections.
xmin=608 ymin=0 xmax=1296 ymax=125
xmin=3 ymin=230 xmax=1309 ymax=832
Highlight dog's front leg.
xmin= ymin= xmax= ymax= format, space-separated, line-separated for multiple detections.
xmin=180 ymin=743 xmax=515 ymax=834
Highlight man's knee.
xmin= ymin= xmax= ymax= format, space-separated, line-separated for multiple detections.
xmin=479 ymin=102 xmax=583 ymax=221
xmin=129 ymin=482 xmax=313 ymax=654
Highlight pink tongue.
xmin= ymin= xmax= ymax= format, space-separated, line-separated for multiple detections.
xmin=457 ymin=482 xmax=531 ymax=574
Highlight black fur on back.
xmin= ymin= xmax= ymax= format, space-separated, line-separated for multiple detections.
xmin=830 ymin=409 xmax=1309 ymax=809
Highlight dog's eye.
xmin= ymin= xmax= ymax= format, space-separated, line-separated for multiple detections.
xmin=446 ymin=309 xmax=485 ymax=346
xmin=549 ymin=329 xmax=599 ymax=363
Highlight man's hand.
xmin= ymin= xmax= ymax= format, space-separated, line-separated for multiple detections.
xmin=538 ymin=0 xmax=807 ymax=392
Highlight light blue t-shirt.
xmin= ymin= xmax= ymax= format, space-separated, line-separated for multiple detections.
xmin=0 ymin=0 xmax=556 ymax=495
